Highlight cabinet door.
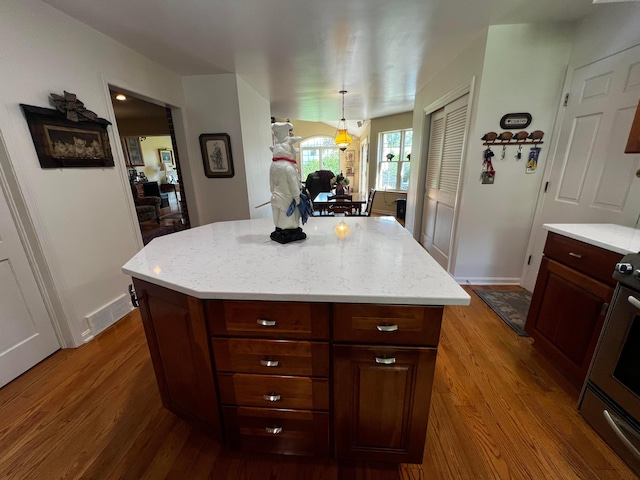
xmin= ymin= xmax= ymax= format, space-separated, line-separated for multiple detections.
xmin=134 ymin=279 xmax=222 ymax=437
xmin=525 ymin=257 xmax=613 ymax=387
xmin=333 ymin=344 xmax=436 ymax=463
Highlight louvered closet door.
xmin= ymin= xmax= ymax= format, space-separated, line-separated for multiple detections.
xmin=421 ymin=94 xmax=469 ymax=270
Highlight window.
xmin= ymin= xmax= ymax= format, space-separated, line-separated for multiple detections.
xmin=378 ymin=129 xmax=412 ymax=191
xmin=300 ymin=136 xmax=340 ymax=180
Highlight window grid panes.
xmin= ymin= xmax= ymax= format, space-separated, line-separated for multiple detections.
xmin=378 ymin=129 xmax=412 ymax=191
xmin=300 ymin=136 xmax=340 ymax=180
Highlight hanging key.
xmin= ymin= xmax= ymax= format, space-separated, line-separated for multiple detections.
xmin=516 ymin=144 xmax=523 ymax=160
xmin=501 ymin=144 xmax=507 ymax=160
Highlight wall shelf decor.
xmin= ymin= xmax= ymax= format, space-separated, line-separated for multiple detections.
xmin=21 ymin=104 xmax=114 ymax=168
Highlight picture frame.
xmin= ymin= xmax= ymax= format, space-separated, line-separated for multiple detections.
xmin=122 ymin=136 xmax=144 ymax=166
xmin=199 ymin=133 xmax=234 ymax=178
xmin=158 ymin=148 xmax=174 ymax=165
xmin=20 ymin=104 xmax=114 ymax=168
xmin=345 ymin=149 xmax=355 ymax=163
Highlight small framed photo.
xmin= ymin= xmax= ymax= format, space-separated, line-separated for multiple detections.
xmin=158 ymin=148 xmax=174 ymax=165
xmin=123 ymin=136 xmax=144 ymax=166
xmin=199 ymin=133 xmax=234 ymax=178
xmin=345 ymin=150 xmax=355 ymax=163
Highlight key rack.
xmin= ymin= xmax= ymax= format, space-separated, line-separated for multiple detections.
xmin=482 ymin=140 xmax=544 ymax=146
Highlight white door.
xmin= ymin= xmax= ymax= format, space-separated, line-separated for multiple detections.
xmin=360 ymin=141 xmax=368 ymax=195
xmin=0 ymin=137 xmax=59 ymax=388
xmin=421 ymin=94 xmax=469 ymax=270
xmin=524 ymin=45 xmax=640 ymax=289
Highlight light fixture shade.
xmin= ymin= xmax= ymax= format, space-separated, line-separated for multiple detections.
xmin=334 ymin=90 xmax=352 ymax=151
xmin=335 ymin=126 xmax=352 ymax=151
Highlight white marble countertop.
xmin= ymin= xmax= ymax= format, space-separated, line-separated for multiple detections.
xmin=122 ymin=217 xmax=470 ymax=306
xmin=544 ymin=223 xmax=640 ymax=255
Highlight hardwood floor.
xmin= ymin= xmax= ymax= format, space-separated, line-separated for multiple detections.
xmin=0 ymin=286 xmax=637 ymax=479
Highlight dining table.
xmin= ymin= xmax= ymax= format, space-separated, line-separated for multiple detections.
xmin=312 ymin=191 xmax=367 ymax=215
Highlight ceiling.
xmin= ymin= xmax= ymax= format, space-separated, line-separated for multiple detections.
xmin=44 ymin=0 xmax=597 ymax=124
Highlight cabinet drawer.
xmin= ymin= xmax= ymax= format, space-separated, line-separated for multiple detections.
xmin=333 ymin=304 xmax=443 ymax=346
xmin=218 ymin=373 xmax=329 ymax=410
xmin=223 ymin=407 xmax=329 ymax=457
xmin=544 ymin=232 xmax=622 ymax=286
xmin=207 ymin=300 xmax=330 ymax=339
xmin=211 ymin=338 xmax=329 ymax=377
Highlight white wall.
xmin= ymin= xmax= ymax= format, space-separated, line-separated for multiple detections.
xmin=237 ymin=76 xmax=273 ymax=218
xmin=407 ymin=32 xmax=487 ymax=235
xmin=569 ymin=3 xmax=640 ymax=69
xmin=182 ymin=75 xmax=250 ymax=226
xmin=452 ymin=24 xmax=573 ymax=284
xmin=0 ymin=0 xmax=186 ymax=346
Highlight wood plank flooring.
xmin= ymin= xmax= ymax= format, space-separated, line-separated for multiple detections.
xmin=0 ymin=286 xmax=637 ymax=479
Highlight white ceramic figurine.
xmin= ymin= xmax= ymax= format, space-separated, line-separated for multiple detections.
xmin=269 ymin=121 xmax=307 ymax=244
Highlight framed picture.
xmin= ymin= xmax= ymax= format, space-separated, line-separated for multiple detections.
xmin=158 ymin=148 xmax=174 ymax=165
xmin=199 ymin=133 xmax=234 ymax=178
xmin=122 ymin=136 xmax=144 ymax=166
xmin=20 ymin=104 xmax=114 ymax=168
xmin=345 ymin=150 xmax=355 ymax=163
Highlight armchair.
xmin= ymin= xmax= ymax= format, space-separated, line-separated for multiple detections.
xmin=304 ymin=170 xmax=335 ymax=201
xmin=130 ymin=183 xmax=161 ymax=223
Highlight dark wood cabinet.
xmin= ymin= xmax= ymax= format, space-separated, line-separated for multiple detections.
xmin=333 ymin=345 xmax=436 ymax=463
xmin=208 ymin=299 xmax=331 ymax=457
xmin=332 ymin=303 xmax=442 ymax=463
xmin=133 ymin=279 xmax=222 ymax=437
xmin=134 ymin=280 xmax=444 ymax=463
xmin=525 ymin=233 xmax=621 ymax=388
xmin=625 ymin=98 xmax=640 ymax=153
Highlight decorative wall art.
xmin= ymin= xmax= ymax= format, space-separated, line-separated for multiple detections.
xmin=158 ymin=148 xmax=174 ymax=165
xmin=21 ymin=102 xmax=114 ymax=169
xmin=345 ymin=150 xmax=355 ymax=163
xmin=20 ymin=92 xmax=115 ymax=168
xmin=199 ymin=133 xmax=234 ymax=178
xmin=122 ymin=136 xmax=144 ymax=166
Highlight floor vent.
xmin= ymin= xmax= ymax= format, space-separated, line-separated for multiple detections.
xmin=85 ymin=294 xmax=133 ymax=336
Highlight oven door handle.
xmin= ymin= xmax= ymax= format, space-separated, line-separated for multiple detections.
xmin=628 ymin=295 xmax=640 ymax=311
xmin=603 ymin=410 xmax=640 ymax=460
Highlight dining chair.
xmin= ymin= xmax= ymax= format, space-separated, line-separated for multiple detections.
xmin=364 ymin=189 xmax=376 ymax=216
xmin=328 ymin=203 xmax=352 ymax=216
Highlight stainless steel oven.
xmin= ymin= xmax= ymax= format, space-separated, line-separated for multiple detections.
xmin=580 ymin=253 xmax=640 ymax=475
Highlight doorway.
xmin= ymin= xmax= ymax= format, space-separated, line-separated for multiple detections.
xmin=109 ymin=89 xmax=190 ymax=244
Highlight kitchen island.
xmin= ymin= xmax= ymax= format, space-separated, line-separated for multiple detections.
xmin=122 ymin=217 xmax=469 ymax=463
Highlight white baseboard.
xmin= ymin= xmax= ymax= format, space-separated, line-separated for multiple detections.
xmin=453 ymin=276 xmax=522 ymax=287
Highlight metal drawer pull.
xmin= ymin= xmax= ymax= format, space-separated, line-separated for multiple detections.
xmin=375 ymin=356 xmax=396 ymax=365
xmin=603 ymin=410 xmax=640 ymax=460
xmin=376 ymin=324 xmax=399 ymax=332
xmin=257 ymin=318 xmax=277 ymax=327
xmin=568 ymin=252 xmax=583 ymax=259
xmin=628 ymin=295 xmax=640 ymax=311
xmin=263 ymin=392 xmax=281 ymax=402
xmin=265 ymin=426 xmax=283 ymax=435
xmin=260 ymin=358 xmax=279 ymax=367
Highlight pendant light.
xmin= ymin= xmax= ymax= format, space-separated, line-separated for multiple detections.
xmin=334 ymin=90 xmax=352 ymax=151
